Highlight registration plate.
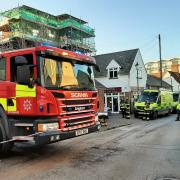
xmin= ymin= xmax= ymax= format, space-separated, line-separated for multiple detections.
xmin=75 ymin=128 xmax=88 ymax=136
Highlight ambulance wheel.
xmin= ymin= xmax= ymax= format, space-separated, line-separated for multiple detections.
xmin=134 ymin=113 xmax=138 ymax=118
xmin=0 ymin=107 xmax=14 ymax=157
xmin=152 ymin=111 xmax=158 ymax=120
xmin=168 ymin=109 xmax=172 ymax=115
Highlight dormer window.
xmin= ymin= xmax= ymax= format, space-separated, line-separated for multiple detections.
xmin=109 ymin=67 xmax=118 ymax=79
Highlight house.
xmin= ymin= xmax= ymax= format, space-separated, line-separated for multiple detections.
xmin=146 ymin=74 xmax=171 ymax=90
xmin=145 ymin=58 xmax=180 ymax=91
xmin=163 ymin=71 xmax=180 ymax=91
xmin=94 ymin=49 xmax=147 ymax=113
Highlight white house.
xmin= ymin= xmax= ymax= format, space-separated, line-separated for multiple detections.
xmin=94 ymin=49 xmax=147 ymax=113
xmin=163 ymin=71 xmax=180 ymax=92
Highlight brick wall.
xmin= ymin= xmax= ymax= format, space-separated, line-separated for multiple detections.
xmin=97 ymin=88 xmax=105 ymax=112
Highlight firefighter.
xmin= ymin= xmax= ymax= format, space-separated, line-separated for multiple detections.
xmin=124 ymin=98 xmax=130 ymax=119
xmin=176 ymin=103 xmax=180 ymax=121
xmin=176 ymin=112 xmax=180 ymax=121
xmin=142 ymin=107 xmax=150 ymax=120
xmin=142 ymin=100 xmax=150 ymax=120
xmin=120 ymin=98 xmax=126 ymax=118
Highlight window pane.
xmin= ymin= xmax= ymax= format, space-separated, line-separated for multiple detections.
xmin=10 ymin=54 xmax=33 ymax=82
xmin=0 ymin=58 xmax=6 ymax=80
xmin=110 ymin=71 xmax=113 ymax=78
xmin=114 ymin=71 xmax=118 ymax=78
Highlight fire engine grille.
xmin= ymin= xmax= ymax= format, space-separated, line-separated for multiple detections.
xmin=63 ymin=105 xmax=93 ymax=112
xmin=64 ymin=116 xmax=93 ymax=128
xmin=59 ymin=98 xmax=95 ymax=116
xmin=62 ymin=99 xmax=93 ymax=105
xmin=58 ymin=98 xmax=96 ymax=130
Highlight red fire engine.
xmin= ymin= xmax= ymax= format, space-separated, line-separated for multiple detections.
xmin=0 ymin=46 xmax=100 ymax=154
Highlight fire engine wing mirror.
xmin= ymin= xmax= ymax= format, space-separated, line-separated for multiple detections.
xmin=94 ymin=64 xmax=100 ymax=72
xmin=16 ymin=65 xmax=31 ymax=85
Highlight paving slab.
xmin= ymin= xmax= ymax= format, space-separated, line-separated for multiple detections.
xmin=100 ymin=114 xmax=142 ymax=131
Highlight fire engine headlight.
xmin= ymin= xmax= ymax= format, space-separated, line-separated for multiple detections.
xmin=146 ymin=104 xmax=150 ymax=108
xmin=95 ymin=115 xmax=99 ymax=122
xmin=38 ymin=123 xmax=59 ymax=132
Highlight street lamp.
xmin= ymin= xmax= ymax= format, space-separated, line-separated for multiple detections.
xmin=170 ymin=75 xmax=173 ymax=91
xmin=135 ymin=62 xmax=139 ymax=96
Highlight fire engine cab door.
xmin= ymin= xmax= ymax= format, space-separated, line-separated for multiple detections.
xmin=9 ymin=54 xmax=36 ymax=114
xmin=15 ymin=84 xmax=36 ymax=114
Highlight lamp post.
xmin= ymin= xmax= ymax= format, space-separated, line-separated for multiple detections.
xmin=170 ymin=75 xmax=173 ymax=91
xmin=135 ymin=62 xmax=139 ymax=96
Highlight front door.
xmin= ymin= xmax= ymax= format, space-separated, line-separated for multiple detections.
xmin=113 ymin=96 xmax=119 ymax=113
xmin=107 ymin=97 xmax=112 ymax=113
xmin=9 ymin=54 xmax=36 ymax=115
xmin=106 ymin=95 xmax=119 ymax=113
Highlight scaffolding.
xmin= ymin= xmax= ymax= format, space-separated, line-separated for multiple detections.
xmin=0 ymin=5 xmax=96 ymax=54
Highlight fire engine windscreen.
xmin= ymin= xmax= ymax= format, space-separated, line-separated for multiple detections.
xmin=38 ymin=56 xmax=96 ymax=90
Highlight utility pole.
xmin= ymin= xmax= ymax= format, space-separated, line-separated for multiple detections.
xmin=159 ymin=34 xmax=163 ymax=88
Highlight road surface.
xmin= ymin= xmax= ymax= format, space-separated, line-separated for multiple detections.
xmin=0 ymin=115 xmax=180 ymax=180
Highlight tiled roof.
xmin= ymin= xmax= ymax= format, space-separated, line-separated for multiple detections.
xmin=95 ymin=80 xmax=106 ymax=88
xmin=94 ymin=49 xmax=139 ymax=77
xmin=168 ymin=71 xmax=180 ymax=84
xmin=147 ymin=74 xmax=171 ymax=89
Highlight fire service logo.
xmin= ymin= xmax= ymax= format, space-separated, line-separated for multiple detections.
xmin=71 ymin=93 xmax=88 ymax=98
xmin=23 ymin=99 xmax=32 ymax=111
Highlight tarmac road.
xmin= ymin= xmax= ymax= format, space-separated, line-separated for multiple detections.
xmin=0 ymin=114 xmax=180 ymax=180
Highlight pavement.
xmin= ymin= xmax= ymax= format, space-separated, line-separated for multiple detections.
xmin=100 ymin=113 xmax=142 ymax=131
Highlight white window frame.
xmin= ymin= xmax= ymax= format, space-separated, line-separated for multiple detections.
xmin=109 ymin=67 xmax=118 ymax=79
xmin=138 ymin=67 xmax=142 ymax=79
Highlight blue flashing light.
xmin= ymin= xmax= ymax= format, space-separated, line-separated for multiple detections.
xmin=40 ymin=42 xmax=57 ymax=48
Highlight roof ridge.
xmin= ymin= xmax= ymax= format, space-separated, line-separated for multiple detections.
xmin=95 ymin=48 xmax=139 ymax=57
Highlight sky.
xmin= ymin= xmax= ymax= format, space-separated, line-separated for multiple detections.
xmin=0 ymin=0 xmax=180 ymax=63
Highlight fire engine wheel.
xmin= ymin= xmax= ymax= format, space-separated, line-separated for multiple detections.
xmin=0 ymin=107 xmax=14 ymax=156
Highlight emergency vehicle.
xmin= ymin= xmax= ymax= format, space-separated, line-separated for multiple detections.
xmin=0 ymin=46 xmax=100 ymax=154
xmin=134 ymin=89 xmax=173 ymax=120
xmin=172 ymin=92 xmax=179 ymax=113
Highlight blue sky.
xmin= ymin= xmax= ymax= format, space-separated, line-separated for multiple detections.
xmin=0 ymin=0 xmax=180 ymax=62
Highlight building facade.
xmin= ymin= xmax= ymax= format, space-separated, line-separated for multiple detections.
xmin=145 ymin=58 xmax=180 ymax=91
xmin=146 ymin=74 xmax=171 ymax=90
xmin=94 ymin=49 xmax=147 ymax=113
xmin=0 ymin=5 xmax=95 ymax=55
xmin=163 ymin=71 xmax=180 ymax=92
xmin=145 ymin=58 xmax=180 ymax=77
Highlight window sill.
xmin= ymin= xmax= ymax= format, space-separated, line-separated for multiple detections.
xmin=109 ymin=77 xmax=118 ymax=79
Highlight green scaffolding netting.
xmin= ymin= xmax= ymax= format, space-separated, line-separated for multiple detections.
xmin=0 ymin=6 xmax=96 ymax=52
xmin=1 ymin=7 xmax=95 ymax=37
